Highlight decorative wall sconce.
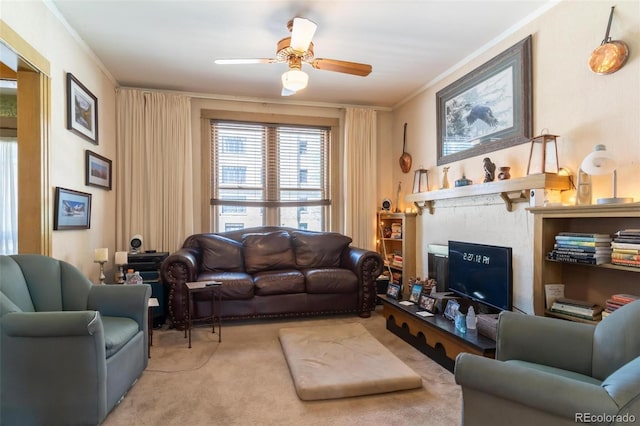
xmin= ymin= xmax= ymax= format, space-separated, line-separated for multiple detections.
xmin=412 ymin=168 xmax=429 ymax=193
xmin=526 ymin=132 xmax=559 ymax=175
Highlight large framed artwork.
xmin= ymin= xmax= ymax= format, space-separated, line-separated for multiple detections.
xmin=85 ymin=150 xmax=112 ymax=190
xmin=54 ymin=187 xmax=92 ymax=230
xmin=66 ymin=73 xmax=98 ymax=144
xmin=437 ymin=35 xmax=532 ymax=165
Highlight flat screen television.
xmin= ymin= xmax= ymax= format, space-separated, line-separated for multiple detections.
xmin=448 ymin=241 xmax=513 ymax=312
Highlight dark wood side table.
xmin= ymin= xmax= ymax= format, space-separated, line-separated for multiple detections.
xmin=184 ymin=281 xmax=222 ymax=348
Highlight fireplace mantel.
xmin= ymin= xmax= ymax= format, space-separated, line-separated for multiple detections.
xmin=405 ymin=173 xmax=572 ymax=214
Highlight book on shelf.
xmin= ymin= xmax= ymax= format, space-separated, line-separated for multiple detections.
xmin=544 ymin=284 xmax=565 ymax=310
xmin=551 ymin=249 xmax=610 ymax=258
xmin=549 ymin=307 xmax=602 ymax=321
xmin=613 ymin=237 xmax=640 ymax=244
xmin=611 ymin=294 xmax=640 ymax=304
xmin=558 ymin=232 xmax=611 ymax=239
xmin=555 ymin=235 xmax=611 ymax=243
xmin=550 ymin=298 xmax=603 ymax=320
xmin=547 ymin=252 xmax=609 ymax=265
xmin=553 ymin=240 xmax=611 ymax=247
xmin=612 ymin=248 xmax=640 ymax=255
xmin=610 ymin=258 xmax=640 ymax=268
xmin=555 ymin=297 xmax=602 ymax=309
xmin=615 ymin=229 xmax=640 ymax=237
xmin=553 ymin=244 xmax=611 ymax=253
xmin=611 ymin=252 xmax=640 ymax=261
xmin=612 ymin=242 xmax=640 ymax=250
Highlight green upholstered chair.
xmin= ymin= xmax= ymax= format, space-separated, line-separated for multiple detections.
xmin=0 ymin=254 xmax=151 ymax=425
xmin=454 ymin=301 xmax=640 ymax=426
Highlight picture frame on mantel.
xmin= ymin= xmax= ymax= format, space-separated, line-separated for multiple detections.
xmin=66 ymin=73 xmax=98 ymax=145
xmin=436 ymin=35 xmax=532 ymax=165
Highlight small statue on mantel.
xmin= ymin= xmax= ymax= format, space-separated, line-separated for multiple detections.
xmin=483 ymin=157 xmax=496 ymax=183
xmin=441 ymin=166 xmax=450 ymax=189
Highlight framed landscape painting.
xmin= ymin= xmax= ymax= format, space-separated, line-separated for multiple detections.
xmin=67 ymin=73 xmax=98 ymax=144
xmin=54 ymin=187 xmax=92 ymax=230
xmin=436 ymin=35 xmax=532 ymax=165
xmin=85 ymin=150 xmax=112 ymax=190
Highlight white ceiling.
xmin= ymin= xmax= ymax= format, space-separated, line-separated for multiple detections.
xmin=50 ymin=0 xmax=553 ymax=108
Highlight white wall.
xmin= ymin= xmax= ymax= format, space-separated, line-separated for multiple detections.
xmin=2 ymin=1 xmax=118 ymax=281
xmin=388 ymin=0 xmax=640 ymax=313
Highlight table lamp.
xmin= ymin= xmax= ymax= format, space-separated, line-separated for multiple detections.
xmin=579 ymin=144 xmax=633 ymax=205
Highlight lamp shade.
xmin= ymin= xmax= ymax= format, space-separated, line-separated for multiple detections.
xmin=281 ymin=69 xmax=308 ymax=92
xmin=580 ymin=144 xmax=615 ymax=175
xmin=290 ymin=17 xmax=317 ymax=52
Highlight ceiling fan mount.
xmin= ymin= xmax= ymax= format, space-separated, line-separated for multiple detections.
xmin=214 ymin=17 xmax=372 ymax=96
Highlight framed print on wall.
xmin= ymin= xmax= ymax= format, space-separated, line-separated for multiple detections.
xmin=54 ymin=187 xmax=92 ymax=230
xmin=85 ymin=150 xmax=112 ymax=190
xmin=66 ymin=73 xmax=98 ymax=144
xmin=436 ymin=35 xmax=532 ymax=165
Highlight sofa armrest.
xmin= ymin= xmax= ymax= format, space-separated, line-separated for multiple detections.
xmin=497 ymin=310 xmax=595 ymax=375
xmin=160 ymin=247 xmax=200 ymax=286
xmin=341 ymin=247 xmax=383 ymax=314
xmin=2 ymin=311 xmax=102 ymax=337
xmin=455 ymin=353 xmax=619 ymax=420
xmin=602 ymin=356 xmax=640 ymax=414
xmin=87 ymin=283 xmax=151 ymax=330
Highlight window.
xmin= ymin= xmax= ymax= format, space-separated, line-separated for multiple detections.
xmin=225 ymin=223 xmax=245 ymax=232
xmin=210 ymin=121 xmax=330 ymax=232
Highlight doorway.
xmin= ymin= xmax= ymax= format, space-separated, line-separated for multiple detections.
xmin=1 ymin=21 xmax=52 ymax=255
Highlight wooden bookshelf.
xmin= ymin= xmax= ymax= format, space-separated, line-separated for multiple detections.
xmin=529 ymin=203 xmax=640 ymax=319
xmin=377 ymin=212 xmax=416 ymax=298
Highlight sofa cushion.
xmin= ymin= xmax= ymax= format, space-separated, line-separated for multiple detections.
xmin=101 ymin=316 xmax=140 ymax=358
xmin=197 ymin=272 xmax=254 ymax=299
xmin=242 ymin=231 xmax=296 ymax=274
xmin=291 ymin=231 xmax=352 ymax=268
xmin=200 ymin=235 xmax=244 ymax=273
xmin=303 ymin=268 xmax=359 ymax=294
xmin=253 ymin=270 xmax=305 ymax=296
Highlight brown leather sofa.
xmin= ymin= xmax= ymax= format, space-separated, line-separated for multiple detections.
xmin=160 ymin=227 xmax=383 ymax=328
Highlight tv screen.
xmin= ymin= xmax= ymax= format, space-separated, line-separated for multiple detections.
xmin=448 ymin=241 xmax=512 ymax=312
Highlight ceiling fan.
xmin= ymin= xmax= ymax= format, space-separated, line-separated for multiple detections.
xmin=214 ymin=17 xmax=372 ymax=96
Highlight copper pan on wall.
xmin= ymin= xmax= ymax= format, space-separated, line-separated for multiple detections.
xmin=588 ymin=6 xmax=629 ymax=75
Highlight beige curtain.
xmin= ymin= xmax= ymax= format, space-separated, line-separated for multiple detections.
xmin=344 ymin=108 xmax=377 ymax=250
xmin=116 ymin=89 xmax=194 ymax=253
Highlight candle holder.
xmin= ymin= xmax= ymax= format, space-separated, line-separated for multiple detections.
xmin=95 ymin=260 xmax=107 ymax=285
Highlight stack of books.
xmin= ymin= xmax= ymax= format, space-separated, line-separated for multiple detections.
xmin=604 ymin=293 xmax=639 ymax=318
xmin=550 ymin=297 xmax=603 ymax=321
xmin=547 ymin=232 xmax=612 ymax=265
xmin=611 ymin=229 xmax=640 ymax=268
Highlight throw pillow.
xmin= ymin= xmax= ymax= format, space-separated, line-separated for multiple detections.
xmin=291 ymin=231 xmax=352 ymax=268
xmin=242 ymin=231 xmax=296 ymax=274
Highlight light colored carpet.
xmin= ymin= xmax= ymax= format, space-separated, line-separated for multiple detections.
xmin=279 ymin=323 xmax=423 ymax=400
xmin=103 ymin=307 xmax=462 ymax=426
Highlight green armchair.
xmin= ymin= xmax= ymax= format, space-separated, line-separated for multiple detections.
xmin=0 ymin=254 xmax=151 ymax=425
xmin=454 ymin=301 xmax=640 ymax=426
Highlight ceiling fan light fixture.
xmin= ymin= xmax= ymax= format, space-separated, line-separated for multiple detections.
xmin=290 ymin=17 xmax=317 ymax=53
xmin=281 ymin=69 xmax=308 ymax=92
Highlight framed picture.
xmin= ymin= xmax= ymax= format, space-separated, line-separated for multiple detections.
xmin=85 ymin=150 xmax=112 ymax=190
xmin=66 ymin=73 xmax=98 ymax=144
xmin=443 ymin=299 xmax=460 ymax=321
xmin=54 ymin=187 xmax=92 ymax=230
xmin=409 ymin=284 xmax=423 ymax=303
xmin=386 ymin=282 xmax=401 ymax=300
xmin=419 ymin=295 xmax=437 ymax=313
xmin=436 ymin=35 xmax=532 ymax=165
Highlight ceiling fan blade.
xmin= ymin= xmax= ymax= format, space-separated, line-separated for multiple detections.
xmin=290 ymin=17 xmax=317 ymax=53
xmin=281 ymin=87 xmax=297 ymax=96
xmin=214 ymin=58 xmax=278 ymax=65
xmin=310 ymin=58 xmax=372 ymax=76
